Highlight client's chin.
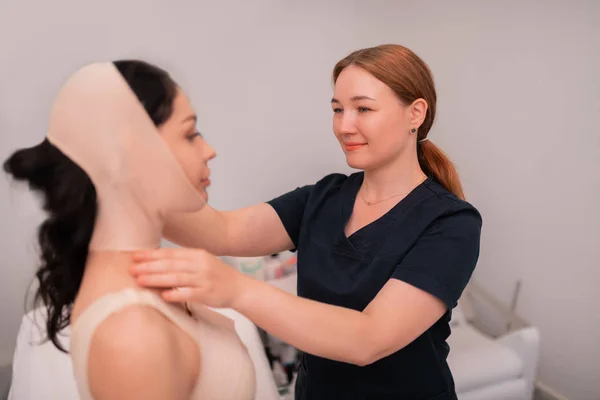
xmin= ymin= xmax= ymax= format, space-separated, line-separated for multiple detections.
xmin=200 ymin=190 xmax=209 ymax=203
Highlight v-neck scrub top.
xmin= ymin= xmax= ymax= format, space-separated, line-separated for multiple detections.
xmin=267 ymin=172 xmax=482 ymax=400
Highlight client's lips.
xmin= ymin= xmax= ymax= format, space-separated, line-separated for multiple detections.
xmin=201 ymin=177 xmax=211 ymax=187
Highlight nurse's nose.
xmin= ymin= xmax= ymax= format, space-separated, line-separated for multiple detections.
xmin=337 ymin=110 xmax=358 ymax=135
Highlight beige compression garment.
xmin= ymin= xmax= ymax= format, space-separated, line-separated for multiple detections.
xmin=46 ymin=63 xmax=256 ymax=400
xmin=47 ymin=62 xmax=205 ymax=250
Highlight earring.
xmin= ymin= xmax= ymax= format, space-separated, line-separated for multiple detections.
xmin=410 ymin=128 xmax=417 ymax=134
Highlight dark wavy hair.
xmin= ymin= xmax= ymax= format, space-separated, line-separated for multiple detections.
xmin=3 ymin=60 xmax=178 ymax=352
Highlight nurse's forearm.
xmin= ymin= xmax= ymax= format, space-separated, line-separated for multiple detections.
xmin=164 ymin=203 xmax=294 ymax=257
xmin=234 ymin=278 xmax=375 ymax=366
xmin=164 ymin=205 xmax=230 ymax=254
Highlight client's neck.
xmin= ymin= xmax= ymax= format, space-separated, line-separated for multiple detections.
xmin=76 ymin=188 xmax=167 ymax=306
xmin=86 ymin=250 xmax=134 ymax=269
xmin=81 ymin=251 xmax=139 ymax=294
xmin=73 ymin=250 xmax=155 ymax=323
xmin=89 ymin=190 xmax=164 ymax=250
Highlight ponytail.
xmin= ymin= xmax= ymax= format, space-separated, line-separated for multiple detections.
xmin=418 ymin=140 xmax=465 ymax=200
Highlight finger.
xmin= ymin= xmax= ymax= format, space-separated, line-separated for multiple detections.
xmin=135 ymin=272 xmax=197 ymax=289
xmin=130 ymin=259 xmax=196 ymax=275
xmin=131 ymin=248 xmax=202 ymax=262
xmin=132 ymin=248 xmax=207 ymax=263
xmin=132 ymin=247 xmax=185 ymax=262
xmin=161 ymin=287 xmax=198 ymax=303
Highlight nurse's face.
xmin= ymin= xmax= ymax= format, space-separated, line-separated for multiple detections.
xmin=331 ymin=66 xmax=420 ymax=171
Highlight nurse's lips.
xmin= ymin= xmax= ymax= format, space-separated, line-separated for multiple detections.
xmin=344 ymin=142 xmax=366 ymax=151
xmin=200 ymin=177 xmax=211 ymax=187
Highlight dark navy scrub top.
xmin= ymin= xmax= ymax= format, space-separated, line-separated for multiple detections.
xmin=267 ymin=172 xmax=482 ymax=400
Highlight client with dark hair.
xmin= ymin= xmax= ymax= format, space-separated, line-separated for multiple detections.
xmin=4 ymin=60 xmax=255 ymax=400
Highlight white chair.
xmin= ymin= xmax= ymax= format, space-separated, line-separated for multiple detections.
xmin=7 ymin=306 xmax=280 ymax=400
xmin=448 ymin=283 xmax=541 ymax=400
xmin=8 ymin=308 xmax=78 ymax=400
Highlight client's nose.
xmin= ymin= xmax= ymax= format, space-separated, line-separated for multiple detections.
xmin=204 ymin=142 xmax=217 ymax=161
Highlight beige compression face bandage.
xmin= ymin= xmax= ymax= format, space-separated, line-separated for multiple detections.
xmin=46 ymin=62 xmax=205 ymax=251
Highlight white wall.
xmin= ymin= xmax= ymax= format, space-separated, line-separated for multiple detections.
xmin=1 ymin=0 xmax=598 ymax=398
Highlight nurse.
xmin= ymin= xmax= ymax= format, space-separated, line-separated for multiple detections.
xmin=131 ymin=44 xmax=482 ymax=399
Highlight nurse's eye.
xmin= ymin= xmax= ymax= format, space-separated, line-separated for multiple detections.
xmin=357 ymin=107 xmax=372 ymax=113
xmin=332 ymin=108 xmax=343 ymax=114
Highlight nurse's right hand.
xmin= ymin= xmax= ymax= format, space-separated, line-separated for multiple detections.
xmin=130 ymin=247 xmax=253 ymax=309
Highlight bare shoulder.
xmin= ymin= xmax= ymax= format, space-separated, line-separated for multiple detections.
xmin=87 ymin=305 xmax=199 ymax=400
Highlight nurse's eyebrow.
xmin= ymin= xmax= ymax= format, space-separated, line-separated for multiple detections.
xmin=331 ymin=96 xmax=376 ymax=103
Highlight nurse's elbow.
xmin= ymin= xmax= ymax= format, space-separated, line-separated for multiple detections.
xmin=354 ymin=341 xmax=406 ymax=367
xmin=347 ymin=323 xmax=385 ymax=366
xmin=352 ymin=357 xmax=372 ymax=367
xmin=350 ymin=344 xmax=380 ymax=367
xmin=351 ymin=353 xmax=379 ymax=367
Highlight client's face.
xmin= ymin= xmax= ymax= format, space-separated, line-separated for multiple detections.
xmin=159 ymin=89 xmax=216 ymax=202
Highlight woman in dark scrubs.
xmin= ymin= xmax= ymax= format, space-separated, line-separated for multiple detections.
xmin=131 ymin=44 xmax=482 ymax=399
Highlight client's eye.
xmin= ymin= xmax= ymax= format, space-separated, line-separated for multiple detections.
xmin=187 ymin=131 xmax=202 ymax=142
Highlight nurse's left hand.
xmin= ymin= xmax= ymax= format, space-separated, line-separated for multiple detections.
xmin=130 ymin=248 xmax=249 ymax=309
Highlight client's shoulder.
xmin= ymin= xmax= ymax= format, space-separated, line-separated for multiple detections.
xmin=87 ymin=305 xmax=199 ymax=400
xmin=92 ymin=303 xmax=176 ymax=349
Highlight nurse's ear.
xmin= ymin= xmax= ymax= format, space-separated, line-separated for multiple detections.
xmin=407 ymin=98 xmax=428 ymax=132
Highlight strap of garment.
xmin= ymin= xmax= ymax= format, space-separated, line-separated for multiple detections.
xmin=69 ymin=288 xmax=197 ymax=399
